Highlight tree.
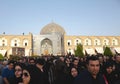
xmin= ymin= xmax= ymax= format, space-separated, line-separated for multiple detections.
xmin=0 ymin=54 xmax=4 ymax=60
xmin=104 ymin=46 xmax=113 ymax=57
xmin=74 ymin=43 xmax=84 ymax=58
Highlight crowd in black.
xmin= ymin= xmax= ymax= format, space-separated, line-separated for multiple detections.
xmin=0 ymin=54 xmax=120 ymax=84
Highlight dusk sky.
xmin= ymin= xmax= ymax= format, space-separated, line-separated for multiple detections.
xmin=0 ymin=0 xmax=120 ymax=36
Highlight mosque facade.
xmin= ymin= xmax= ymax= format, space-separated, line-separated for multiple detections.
xmin=0 ymin=22 xmax=120 ymax=58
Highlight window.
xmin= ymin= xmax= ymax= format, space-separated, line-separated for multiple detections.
xmin=94 ymin=40 xmax=97 ymax=45
xmin=113 ymin=43 xmax=115 ymax=46
xmin=76 ymin=41 xmax=79 ymax=45
xmin=86 ymin=43 xmax=88 ymax=46
xmin=23 ymin=39 xmax=29 ymax=47
xmin=94 ymin=39 xmax=101 ymax=46
xmin=25 ymin=43 xmax=27 ymax=46
xmin=76 ymin=40 xmax=79 ymax=45
xmin=103 ymin=39 xmax=109 ymax=45
xmin=113 ymin=40 xmax=115 ymax=45
xmin=74 ymin=39 xmax=81 ymax=45
xmin=112 ymin=39 xmax=118 ymax=46
xmin=0 ymin=38 xmax=7 ymax=46
xmin=11 ymin=38 xmax=20 ymax=47
xmin=84 ymin=38 xmax=91 ymax=45
xmin=14 ymin=40 xmax=17 ymax=42
xmin=68 ymin=42 xmax=70 ymax=46
xmin=15 ymin=43 xmax=17 ymax=46
xmin=2 ymin=43 xmax=5 ymax=46
xmin=2 ymin=40 xmax=5 ymax=42
xmin=67 ymin=40 xmax=72 ymax=46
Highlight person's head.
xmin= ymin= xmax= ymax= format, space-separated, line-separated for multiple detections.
xmin=115 ymin=54 xmax=120 ymax=63
xmin=36 ymin=58 xmax=45 ymax=69
xmin=29 ymin=58 xmax=35 ymax=65
xmin=22 ymin=67 xmax=31 ymax=84
xmin=59 ymin=56 xmax=65 ymax=62
xmin=8 ymin=60 xmax=14 ymax=70
xmin=2 ymin=60 xmax=8 ymax=66
xmin=104 ymin=62 xmax=113 ymax=74
xmin=36 ymin=58 xmax=45 ymax=65
xmin=86 ymin=56 xmax=100 ymax=78
xmin=80 ymin=57 xmax=84 ymax=62
xmin=22 ymin=65 xmax=36 ymax=84
xmin=65 ymin=58 xmax=70 ymax=64
xmin=72 ymin=58 xmax=79 ymax=67
xmin=70 ymin=67 xmax=78 ymax=77
xmin=98 ymin=56 xmax=103 ymax=64
xmin=14 ymin=63 xmax=24 ymax=78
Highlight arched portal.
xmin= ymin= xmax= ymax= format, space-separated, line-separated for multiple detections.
xmin=41 ymin=38 xmax=53 ymax=55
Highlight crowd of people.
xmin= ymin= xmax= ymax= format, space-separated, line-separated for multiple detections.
xmin=0 ymin=54 xmax=120 ymax=84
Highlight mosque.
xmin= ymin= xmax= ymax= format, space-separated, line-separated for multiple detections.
xmin=0 ymin=22 xmax=120 ymax=58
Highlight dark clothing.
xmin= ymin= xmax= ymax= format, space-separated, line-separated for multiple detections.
xmin=30 ymin=65 xmax=49 ymax=84
xmin=0 ymin=64 xmax=3 ymax=75
xmin=54 ymin=71 xmax=70 ymax=84
xmin=114 ymin=62 xmax=120 ymax=81
xmin=68 ymin=75 xmax=76 ymax=84
xmin=11 ymin=77 xmax=23 ymax=84
xmin=73 ymin=70 xmax=106 ymax=84
xmin=114 ymin=80 xmax=120 ymax=84
xmin=54 ymin=60 xmax=70 ymax=84
xmin=2 ymin=67 xmax=14 ymax=84
xmin=2 ymin=68 xmax=14 ymax=78
xmin=26 ymin=65 xmax=49 ymax=84
xmin=103 ymin=71 xmax=117 ymax=84
xmin=78 ymin=61 xmax=86 ymax=71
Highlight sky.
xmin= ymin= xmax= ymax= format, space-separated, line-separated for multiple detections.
xmin=0 ymin=0 xmax=120 ymax=36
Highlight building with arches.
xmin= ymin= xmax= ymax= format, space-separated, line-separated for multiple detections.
xmin=0 ymin=32 xmax=33 ymax=58
xmin=0 ymin=22 xmax=120 ymax=57
xmin=33 ymin=22 xmax=65 ymax=56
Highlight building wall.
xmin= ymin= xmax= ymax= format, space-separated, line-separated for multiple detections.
xmin=33 ymin=34 xmax=62 ymax=56
xmin=0 ymin=33 xmax=120 ymax=57
xmin=1 ymin=23 xmax=120 ymax=57
xmin=64 ymin=35 xmax=120 ymax=55
xmin=0 ymin=32 xmax=33 ymax=58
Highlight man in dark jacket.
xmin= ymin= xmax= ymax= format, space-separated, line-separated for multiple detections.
xmin=73 ymin=55 xmax=106 ymax=84
xmin=114 ymin=54 xmax=120 ymax=81
xmin=35 ymin=58 xmax=49 ymax=84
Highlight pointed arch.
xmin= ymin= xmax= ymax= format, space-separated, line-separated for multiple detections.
xmin=41 ymin=38 xmax=53 ymax=55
